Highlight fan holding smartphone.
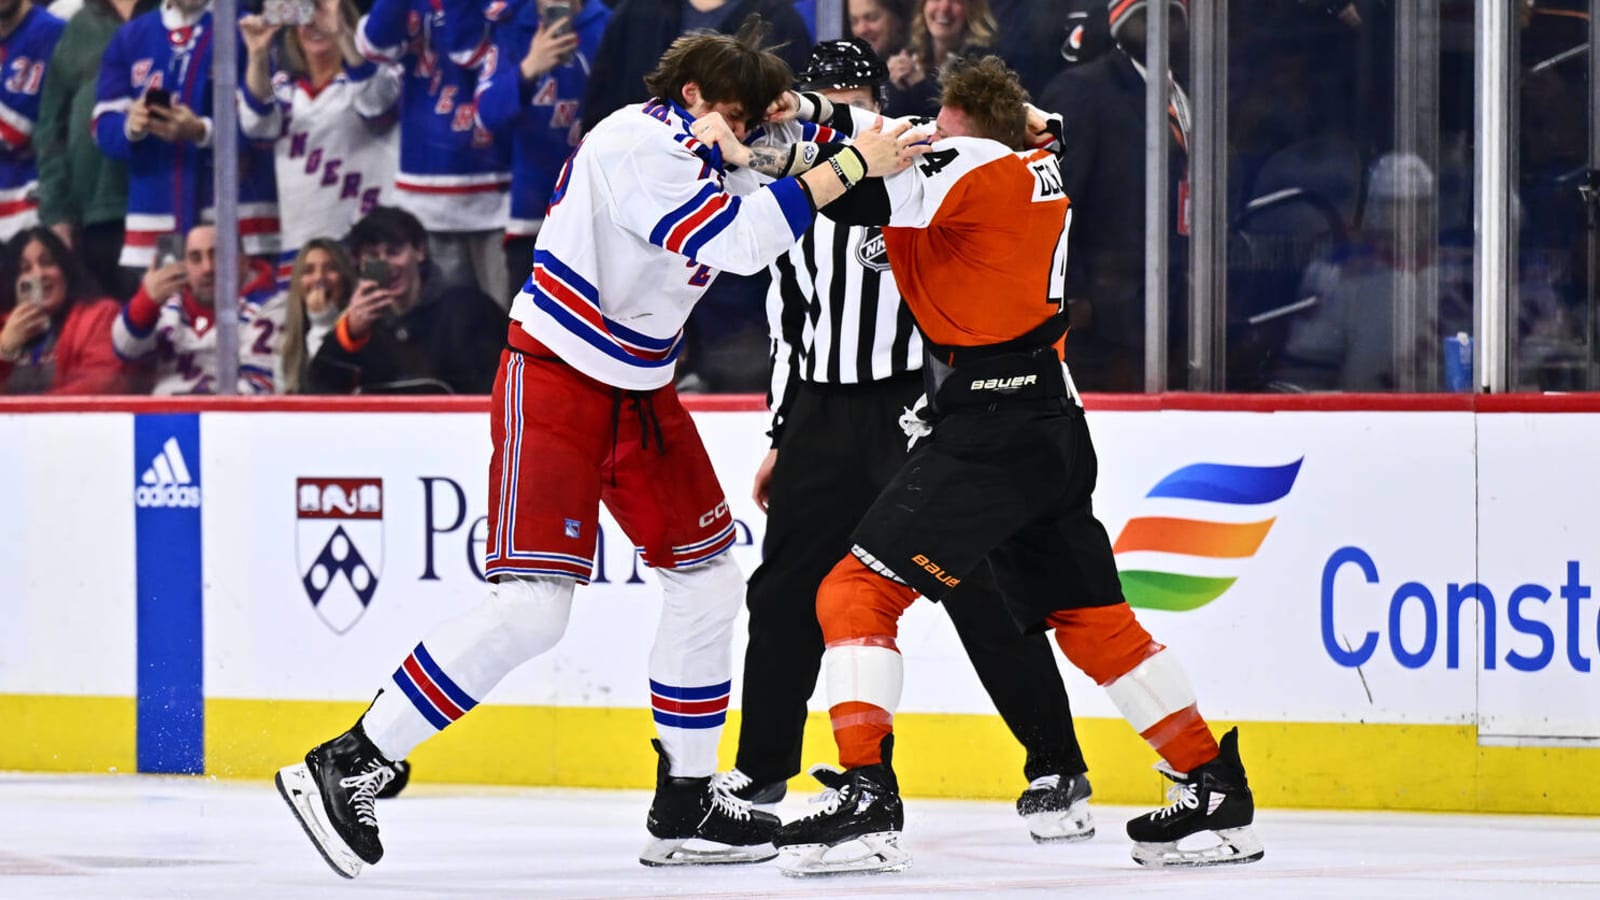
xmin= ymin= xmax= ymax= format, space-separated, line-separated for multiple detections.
xmin=480 ymin=0 xmax=609 ymax=301
xmin=518 ymin=2 xmax=581 ymax=82
xmin=130 ymin=84 xmax=207 ymax=145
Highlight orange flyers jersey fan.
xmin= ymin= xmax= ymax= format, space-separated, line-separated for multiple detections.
xmin=878 ymin=136 xmax=1071 ymax=349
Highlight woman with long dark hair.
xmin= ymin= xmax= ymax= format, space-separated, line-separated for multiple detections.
xmin=0 ymin=226 xmax=129 ymax=394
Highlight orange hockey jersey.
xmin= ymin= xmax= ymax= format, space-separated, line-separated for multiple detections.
xmin=877 ymin=137 xmax=1071 ymax=351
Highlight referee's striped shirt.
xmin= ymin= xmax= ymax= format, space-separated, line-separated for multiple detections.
xmin=766 ymin=216 xmax=923 ymax=443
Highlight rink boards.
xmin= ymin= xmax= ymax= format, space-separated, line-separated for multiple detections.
xmin=3 ymin=395 xmax=1599 ymax=814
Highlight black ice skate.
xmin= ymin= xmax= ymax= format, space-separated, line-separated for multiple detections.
xmin=711 ymin=767 xmax=787 ymax=813
xmin=772 ymin=737 xmax=909 ymax=877
xmin=640 ymin=739 xmax=780 ymax=866
xmin=275 ymin=721 xmax=397 ymax=879
xmin=1125 ymin=727 xmax=1264 ymax=867
xmin=1017 ymin=772 xmax=1095 ymax=843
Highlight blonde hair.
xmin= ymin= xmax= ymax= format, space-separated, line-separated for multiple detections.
xmin=282 ymin=0 xmax=361 ymax=78
xmin=281 ymin=239 xmax=357 ymax=394
xmin=908 ymin=0 xmax=997 ymax=68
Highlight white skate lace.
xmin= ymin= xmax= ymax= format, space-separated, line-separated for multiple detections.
xmin=339 ymin=761 xmax=395 ymax=828
xmin=709 ymin=769 xmax=757 ymax=821
xmin=1152 ymin=781 xmax=1199 ymax=820
xmin=711 ymin=769 xmax=753 ymax=796
xmin=1025 ymin=774 xmax=1061 ymax=792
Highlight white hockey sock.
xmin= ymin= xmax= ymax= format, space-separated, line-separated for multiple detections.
xmin=648 ymin=553 xmax=743 ymax=778
xmin=362 ymin=575 xmax=574 ymax=762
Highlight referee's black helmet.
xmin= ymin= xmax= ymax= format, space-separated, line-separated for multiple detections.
xmin=796 ymin=38 xmax=888 ymax=93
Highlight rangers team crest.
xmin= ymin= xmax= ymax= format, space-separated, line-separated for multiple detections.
xmin=296 ymin=478 xmax=384 ymax=634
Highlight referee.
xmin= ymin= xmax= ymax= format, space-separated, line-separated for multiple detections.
xmin=717 ymin=39 xmax=1094 ymax=842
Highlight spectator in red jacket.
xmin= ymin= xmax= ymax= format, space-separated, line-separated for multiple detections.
xmin=0 ymin=226 xmax=130 ymax=394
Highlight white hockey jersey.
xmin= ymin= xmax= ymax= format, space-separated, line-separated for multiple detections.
xmin=239 ymin=65 xmax=402 ymax=271
xmin=507 ymin=99 xmax=815 ymax=390
xmin=112 ymin=262 xmax=286 ymax=394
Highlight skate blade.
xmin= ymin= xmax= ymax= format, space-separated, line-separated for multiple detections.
xmin=275 ymin=764 xmax=364 ymax=879
xmin=1024 ymin=797 xmax=1095 ymax=844
xmin=1132 ymin=826 xmax=1264 ymax=868
xmin=776 ymin=832 xmax=911 ymax=877
xmin=638 ymin=837 xmax=777 ymax=867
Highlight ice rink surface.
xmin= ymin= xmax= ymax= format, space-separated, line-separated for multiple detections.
xmin=2 ymin=773 xmax=1597 ymax=899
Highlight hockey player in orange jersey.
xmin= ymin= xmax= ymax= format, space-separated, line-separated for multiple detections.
xmin=761 ymin=55 xmax=1264 ymax=875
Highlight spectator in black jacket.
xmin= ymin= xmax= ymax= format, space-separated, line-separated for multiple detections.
xmin=308 ymin=207 xmax=506 ymax=394
xmin=1039 ymin=0 xmax=1190 ymax=392
xmin=580 ymin=0 xmax=813 ymax=134
xmin=987 ymin=0 xmax=1067 ymax=96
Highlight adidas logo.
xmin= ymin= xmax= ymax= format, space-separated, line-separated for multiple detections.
xmin=135 ymin=437 xmax=200 ymax=508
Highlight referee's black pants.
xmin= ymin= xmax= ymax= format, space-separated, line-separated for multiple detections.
xmin=736 ymin=374 xmax=1088 ymax=786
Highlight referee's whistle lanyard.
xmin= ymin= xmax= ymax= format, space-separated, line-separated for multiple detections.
xmin=1129 ymin=57 xmax=1193 ymax=236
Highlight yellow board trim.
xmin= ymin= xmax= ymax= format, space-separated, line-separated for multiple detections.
xmin=10 ymin=696 xmax=1600 ymax=815
xmin=1 ymin=695 xmax=137 ymax=773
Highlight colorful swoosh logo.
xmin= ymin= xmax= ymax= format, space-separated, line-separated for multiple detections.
xmin=1114 ymin=459 xmax=1303 ymax=611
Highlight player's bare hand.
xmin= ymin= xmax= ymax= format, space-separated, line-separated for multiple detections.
xmin=344 ymin=279 xmax=399 ymax=339
xmin=141 ymin=262 xmax=187 ymax=301
xmin=688 ymin=112 xmax=750 ymax=166
xmin=763 ymin=90 xmax=801 ymax=125
xmin=751 ymin=448 xmax=778 ymax=512
xmin=1024 ymin=103 xmax=1063 ymax=150
xmin=521 ymin=16 xmax=580 ymax=81
xmin=0 ymin=301 xmax=49 ymax=358
xmin=851 ymin=116 xmax=929 ymax=178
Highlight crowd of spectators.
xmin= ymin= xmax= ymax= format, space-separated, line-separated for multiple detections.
xmin=0 ymin=0 xmax=1590 ymax=396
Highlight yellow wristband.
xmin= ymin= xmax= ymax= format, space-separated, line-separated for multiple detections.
xmin=829 ymin=146 xmax=867 ymax=189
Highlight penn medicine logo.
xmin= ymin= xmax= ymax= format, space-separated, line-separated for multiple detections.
xmin=297 ymin=478 xmax=384 ymax=634
xmin=136 ymin=436 xmax=200 ymax=508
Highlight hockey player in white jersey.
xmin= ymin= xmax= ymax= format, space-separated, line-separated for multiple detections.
xmin=274 ymin=15 xmax=926 ymax=879
xmin=111 ymin=224 xmax=285 ymax=394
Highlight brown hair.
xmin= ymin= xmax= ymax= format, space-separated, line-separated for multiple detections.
xmin=908 ymin=0 xmax=997 ymax=67
xmin=282 ymin=0 xmax=362 ymax=78
xmin=939 ymin=55 xmax=1028 ymax=150
xmin=281 ymin=238 xmax=357 ymax=394
xmin=643 ymin=15 xmax=794 ymax=130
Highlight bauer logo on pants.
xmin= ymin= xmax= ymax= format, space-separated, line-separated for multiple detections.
xmin=296 ymin=478 xmax=384 ymax=634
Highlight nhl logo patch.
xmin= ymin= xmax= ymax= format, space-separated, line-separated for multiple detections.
xmin=855 ymin=226 xmax=891 ymax=272
xmin=296 ymin=478 xmax=384 ymax=634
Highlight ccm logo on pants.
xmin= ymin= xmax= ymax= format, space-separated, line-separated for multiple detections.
xmin=698 ymin=501 xmax=729 ymax=528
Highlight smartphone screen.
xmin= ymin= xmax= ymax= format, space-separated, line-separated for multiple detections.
xmin=360 ymin=259 xmax=393 ymax=285
xmin=263 ymin=0 xmax=316 ymax=26
xmin=144 ymin=87 xmax=172 ymax=109
xmin=154 ymin=234 xmax=184 ymax=268
xmin=544 ymin=3 xmax=572 ymax=33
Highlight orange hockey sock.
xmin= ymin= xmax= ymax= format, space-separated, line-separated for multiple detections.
xmin=1048 ymin=604 xmax=1220 ymax=773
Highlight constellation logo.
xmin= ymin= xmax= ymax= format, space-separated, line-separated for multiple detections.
xmin=136 ymin=436 xmax=200 ymax=508
xmin=1112 ymin=459 xmax=1304 ymax=611
xmin=296 ymin=478 xmax=384 ymax=634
